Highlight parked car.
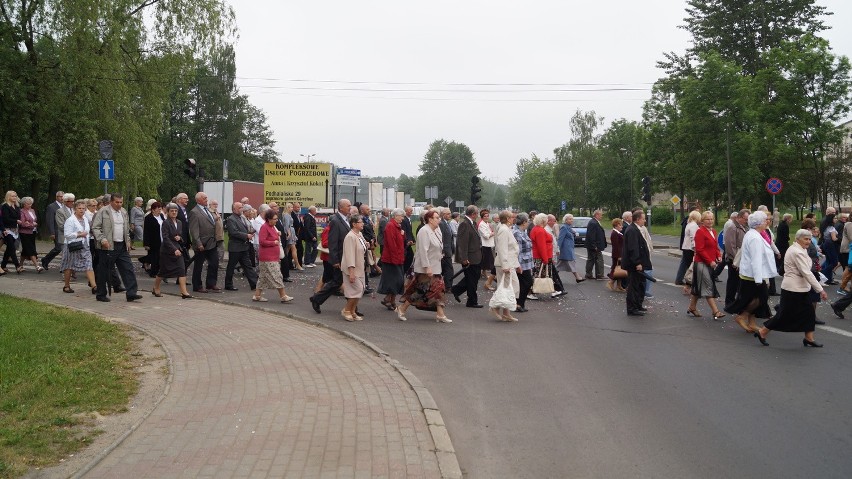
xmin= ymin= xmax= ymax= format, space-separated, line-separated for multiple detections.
xmin=572 ymin=216 xmax=592 ymax=246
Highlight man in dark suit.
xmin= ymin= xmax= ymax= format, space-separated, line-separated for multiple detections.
xmin=291 ymin=201 xmax=304 ymax=269
xmin=359 ymin=204 xmax=377 ymax=291
xmin=310 ymin=198 xmax=352 ymax=313
xmin=585 ymin=209 xmax=607 ymax=280
xmin=401 ymin=206 xmax=415 ymax=272
xmin=439 ymin=207 xmax=455 ymax=291
xmin=622 ymin=209 xmax=651 ymax=316
xmin=41 ymin=190 xmax=64 ymax=269
xmin=188 ymin=191 xmax=221 ymax=292
xmin=450 ymin=205 xmax=484 ymax=308
xmin=224 ymin=202 xmax=257 ymax=291
xmin=175 ymin=192 xmax=193 ymax=268
xmin=301 ymin=205 xmax=318 ymax=267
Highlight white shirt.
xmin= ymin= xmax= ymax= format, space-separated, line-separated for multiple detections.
xmin=110 ymin=207 xmax=125 ymax=242
xmin=739 ymin=229 xmax=778 ymax=283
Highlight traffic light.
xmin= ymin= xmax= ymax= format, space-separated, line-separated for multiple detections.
xmin=470 ymin=176 xmax=482 ymax=204
xmin=184 ymin=158 xmax=197 ymax=179
xmin=642 ymin=176 xmax=652 ymax=203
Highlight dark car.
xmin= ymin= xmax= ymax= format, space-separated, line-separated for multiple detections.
xmin=572 ymin=216 xmax=592 ymax=246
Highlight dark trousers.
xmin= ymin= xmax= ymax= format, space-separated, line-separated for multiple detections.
xmin=96 ymin=242 xmax=138 ymax=298
xmin=192 ymin=247 xmax=219 ymax=290
xmin=450 ymin=263 xmax=481 ymax=305
xmin=225 ymin=250 xmax=257 ymax=290
xmin=404 ymin=246 xmax=414 ymax=272
xmin=279 ymin=253 xmax=290 ymax=279
xmin=626 ymin=270 xmax=646 ymax=312
xmin=725 ymin=261 xmax=740 ymax=308
xmin=675 ymin=250 xmax=694 ymax=284
xmin=42 ymin=237 xmax=63 ymax=267
xmin=303 ymin=240 xmax=318 ymax=266
xmin=550 ymin=263 xmax=564 ymax=292
xmin=821 ymin=242 xmax=839 ymax=282
xmin=517 ymin=269 xmax=533 ymax=307
xmin=90 ymin=240 xmax=123 ymax=288
xmin=833 ymin=290 xmax=852 ymax=312
xmin=585 ymin=249 xmax=604 ymax=277
xmin=441 ymin=256 xmax=454 ymax=291
xmin=313 ymin=267 xmax=343 ymax=305
xmin=1 ymin=233 xmax=20 ymax=269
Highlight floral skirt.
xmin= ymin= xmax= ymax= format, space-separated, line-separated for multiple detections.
xmin=402 ymin=273 xmax=445 ymax=311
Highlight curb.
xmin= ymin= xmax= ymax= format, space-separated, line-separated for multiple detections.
xmin=155 ymin=292 xmax=463 ymax=479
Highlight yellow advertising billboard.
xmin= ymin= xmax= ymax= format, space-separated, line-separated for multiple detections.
xmin=264 ymin=162 xmax=331 ymax=206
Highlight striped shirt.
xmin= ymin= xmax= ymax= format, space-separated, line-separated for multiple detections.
xmin=513 ymin=225 xmax=533 ymax=271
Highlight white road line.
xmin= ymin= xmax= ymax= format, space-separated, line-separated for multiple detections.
xmin=817 ymin=325 xmax=852 ymax=338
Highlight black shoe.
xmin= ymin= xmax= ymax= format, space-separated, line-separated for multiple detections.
xmin=815 ymin=319 xmax=826 ymax=325
xmin=225 ymin=286 xmax=239 ymax=291
xmin=354 ymin=310 xmax=364 ymax=317
xmin=754 ymin=332 xmax=769 ymax=346
xmin=364 ymin=287 xmax=374 ymax=294
xmin=96 ymin=296 xmax=111 ymax=302
xmin=114 ymin=287 xmax=126 ymax=293
xmin=831 ymin=304 xmax=845 ymax=319
xmin=126 ymin=294 xmax=143 ymax=302
xmin=515 ymin=306 xmax=528 ymax=313
xmin=826 ymin=280 xmax=839 ymax=285
xmin=466 ymin=304 xmax=484 ymax=308
xmin=310 ymin=297 xmax=321 ymax=313
xmin=627 ymin=310 xmax=646 ymax=316
xmin=283 ymin=278 xmax=293 ymax=283
xmin=453 ymin=293 xmax=461 ymax=303
xmin=803 ymin=338 xmax=824 ymax=348
xmin=595 ymin=276 xmax=606 ymax=280
xmin=638 ymin=306 xmax=648 ymax=312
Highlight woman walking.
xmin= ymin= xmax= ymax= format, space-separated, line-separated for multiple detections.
xmin=676 ymin=210 xmax=701 ymax=292
xmin=396 ymin=210 xmax=451 ymax=322
xmin=725 ymin=211 xmax=777 ymax=333
xmin=18 ymin=196 xmax=43 ymax=272
xmin=491 ymin=210 xmax=520 ymax=322
xmin=606 ymin=218 xmax=624 ymax=291
xmin=341 ymin=214 xmax=368 ymax=321
xmin=478 ymin=209 xmax=496 ymax=291
xmin=377 ymin=208 xmax=406 ymax=311
xmin=557 ymin=214 xmax=586 ymax=284
xmin=254 ymin=209 xmax=293 ymax=303
xmin=60 ymin=199 xmax=96 ymax=293
xmin=529 ymin=213 xmax=564 ymax=298
xmin=1 ymin=191 xmax=23 ymax=274
xmin=142 ymin=202 xmax=164 ymax=277
xmin=151 ymin=203 xmax=193 ymax=299
xmin=755 ymin=229 xmax=828 ymax=347
xmin=513 ymin=213 xmax=534 ymax=313
xmin=686 ymin=211 xmax=725 ymax=319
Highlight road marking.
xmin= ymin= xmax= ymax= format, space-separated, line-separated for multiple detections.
xmin=817 ymin=325 xmax=852 ymax=338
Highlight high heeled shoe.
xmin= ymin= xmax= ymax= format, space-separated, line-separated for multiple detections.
xmin=16 ymin=266 xmax=24 ymax=274
xmin=394 ymin=306 xmax=407 ymax=321
xmin=436 ymin=316 xmax=452 ymax=323
xmin=754 ymin=331 xmax=769 ymax=346
xmin=181 ymin=293 xmax=194 ymax=299
xmin=341 ymin=310 xmax=356 ymax=321
xmin=151 ymin=290 xmax=163 ymax=298
xmin=712 ymin=311 xmax=726 ymax=320
xmin=380 ymin=299 xmax=395 ymax=311
xmin=686 ymin=308 xmax=702 ymax=317
xmin=803 ymin=338 xmax=823 ymax=348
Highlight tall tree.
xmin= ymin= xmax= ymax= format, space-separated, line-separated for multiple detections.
xmin=417 ymin=139 xmax=480 ymax=205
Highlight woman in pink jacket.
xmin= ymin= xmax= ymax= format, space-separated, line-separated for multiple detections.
xmin=254 ymin=209 xmax=293 ymax=303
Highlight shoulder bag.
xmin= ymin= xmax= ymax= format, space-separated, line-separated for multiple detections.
xmin=532 ymin=262 xmax=555 ymax=294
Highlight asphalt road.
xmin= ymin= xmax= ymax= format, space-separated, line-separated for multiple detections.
xmin=86 ymin=236 xmax=852 ymax=478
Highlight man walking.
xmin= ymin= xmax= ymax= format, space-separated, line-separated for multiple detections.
xmin=622 ymin=209 xmax=651 ymax=316
xmin=41 ymin=191 xmax=64 ymax=269
xmin=301 ymin=205 xmax=318 ymax=267
xmin=585 ymin=209 xmax=607 ymax=280
xmin=450 ymin=205 xmax=484 ymax=308
xmin=402 ymin=206 xmax=415 ymax=272
xmin=291 ymin=202 xmax=304 ymax=269
xmin=175 ymin=192 xmax=192 ymax=267
xmin=224 ymin=202 xmax=258 ymax=292
xmin=91 ymin=193 xmax=142 ymax=302
xmin=439 ymin=207 xmax=455 ymax=291
xmin=189 ymin=192 xmax=221 ymax=293
xmin=310 ymin=199 xmax=351 ymax=313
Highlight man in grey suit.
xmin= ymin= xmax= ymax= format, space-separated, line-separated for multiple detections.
xmin=309 ymin=198 xmax=351 ymax=313
xmin=189 ymin=191 xmax=220 ymax=293
xmin=450 ymin=205 xmax=484 ymax=308
xmin=224 ymin=201 xmax=257 ymax=291
xmin=41 ymin=191 xmax=65 ymax=269
xmin=92 ymin=193 xmax=141 ymax=302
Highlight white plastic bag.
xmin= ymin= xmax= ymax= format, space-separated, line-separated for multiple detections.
xmin=489 ymin=273 xmax=517 ymax=310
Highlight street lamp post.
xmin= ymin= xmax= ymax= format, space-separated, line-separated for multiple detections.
xmin=620 ymin=147 xmax=631 ymax=205
xmin=300 ymin=153 xmax=316 ymax=162
xmin=709 ymin=110 xmax=733 ymax=212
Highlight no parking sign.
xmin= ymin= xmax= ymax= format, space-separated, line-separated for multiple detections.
xmin=766 ymin=178 xmax=783 ymax=195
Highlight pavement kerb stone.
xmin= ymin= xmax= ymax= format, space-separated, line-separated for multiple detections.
xmin=173 ymin=291 xmax=464 ymax=479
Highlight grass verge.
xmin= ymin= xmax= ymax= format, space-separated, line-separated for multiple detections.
xmin=0 ymin=294 xmax=138 ymax=478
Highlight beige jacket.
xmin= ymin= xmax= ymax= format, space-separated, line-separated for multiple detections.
xmin=342 ymin=230 xmax=366 ymax=278
xmin=91 ymin=206 xmax=132 ymax=250
xmin=493 ymin=223 xmax=520 ymax=270
xmin=780 ymin=242 xmax=823 ymax=293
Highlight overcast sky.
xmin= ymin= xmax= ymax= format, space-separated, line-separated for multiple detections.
xmin=230 ymin=0 xmax=852 ymax=184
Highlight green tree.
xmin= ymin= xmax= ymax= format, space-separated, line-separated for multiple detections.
xmin=508 ymin=154 xmax=560 ymax=213
xmin=417 ymin=139 xmax=480 ymax=205
xmin=553 ymin=110 xmax=603 ymax=213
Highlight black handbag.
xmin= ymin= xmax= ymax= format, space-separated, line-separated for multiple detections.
xmin=68 ymin=240 xmax=85 ymax=252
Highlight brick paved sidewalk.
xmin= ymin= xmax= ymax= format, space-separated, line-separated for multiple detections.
xmin=3 ymin=277 xmax=459 ymax=478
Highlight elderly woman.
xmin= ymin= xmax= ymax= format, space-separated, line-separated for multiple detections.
xmin=151 ymin=203 xmax=193 ymax=299
xmin=558 ymin=213 xmax=586 ymax=284
xmin=687 ymin=211 xmax=726 ymax=318
xmin=489 ymin=210 xmax=520 ymax=322
xmin=17 ymin=196 xmax=42 ymax=272
xmin=142 ymin=202 xmax=164 ymax=277
xmin=254 ymin=208 xmax=293 ymax=303
xmin=513 ymin=213 xmax=534 ymax=313
xmin=341 ymin=214 xmax=367 ymax=321
xmin=606 ymin=218 xmax=624 ymax=291
xmin=529 ymin=213 xmax=565 ymax=298
xmin=676 ymin=210 xmax=702 ymax=292
xmin=60 ymin=199 xmax=97 ymax=293
xmin=724 ymin=210 xmax=777 ymax=333
xmin=1 ymin=191 xmax=23 ymax=274
xmin=397 ymin=210 xmax=451 ymax=322
xmin=378 ymin=208 xmax=406 ymax=311
xmin=130 ymin=197 xmax=145 ymax=242
xmin=755 ymin=229 xmax=828 ymax=347
xmin=478 ymin=209 xmax=496 ymax=290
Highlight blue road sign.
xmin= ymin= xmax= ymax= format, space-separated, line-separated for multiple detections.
xmin=99 ymin=159 xmax=115 ymax=181
xmin=338 ymin=168 xmax=361 ymax=176
xmin=561 ymin=200 xmax=567 ymax=211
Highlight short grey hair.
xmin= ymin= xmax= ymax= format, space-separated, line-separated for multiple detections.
xmin=257 ymin=204 xmax=270 ymax=217
xmin=62 ymin=193 xmax=75 ymax=202
xmin=391 ymin=208 xmax=405 ymax=217
xmin=747 ymin=210 xmax=767 ymax=228
xmin=533 ymin=213 xmax=548 ymax=226
xmin=465 ymin=205 xmax=479 ymax=217
xmin=782 ymin=213 xmax=793 ymax=222
xmin=622 ymin=211 xmax=632 ymax=221
xmin=165 ymin=202 xmax=179 ymax=211
xmin=20 ymin=196 xmax=34 ymax=206
xmin=135 ymin=197 xmax=143 ymax=203
xmin=795 ymin=229 xmax=813 ymax=241
xmin=562 ymin=213 xmax=573 ymax=223
xmin=515 ymin=212 xmax=529 ymax=226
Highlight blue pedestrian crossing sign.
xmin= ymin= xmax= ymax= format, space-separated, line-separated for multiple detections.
xmin=99 ymin=159 xmax=115 ymax=181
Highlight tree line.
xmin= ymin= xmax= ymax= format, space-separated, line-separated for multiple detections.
xmin=0 ymin=0 xmax=278 ymax=210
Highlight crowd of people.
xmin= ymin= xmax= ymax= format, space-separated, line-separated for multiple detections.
xmin=3 ymin=188 xmax=850 ymax=346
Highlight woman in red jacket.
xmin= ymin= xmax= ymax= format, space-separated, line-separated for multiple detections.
xmin=687 ymin=211 xmax=725 ymax=318
xmin=529 ymin=213 xmax=564 ymax=298
xmin=377 ymin=208 xmax=406 ymax=311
